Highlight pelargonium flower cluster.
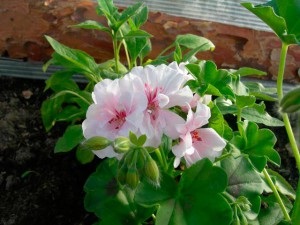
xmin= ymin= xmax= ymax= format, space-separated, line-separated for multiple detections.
xmin=82 ymin=62 xmax=226 ymax=167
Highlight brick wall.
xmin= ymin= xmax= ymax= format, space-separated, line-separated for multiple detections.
xmin=0 ymin=0 xmax=299 ymax=82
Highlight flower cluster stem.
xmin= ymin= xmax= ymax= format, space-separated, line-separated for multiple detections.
xmin=277 ymin=43 xmax=300 ymax=172
xmin=263 ymin=169 xmax=291 ymax=222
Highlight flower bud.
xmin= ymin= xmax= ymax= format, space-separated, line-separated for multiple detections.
xmin=236 ymin=196 xmax=251 ymax=212
xmin=126 ymin=167 xmax=139 ymax=189
xmin=79 ymin=136 xmax=111 ymax=151
xmin=113 ymin=137 xmax=132 ymax=153
xmin=144 ymin=156 xmax=160 ymax=186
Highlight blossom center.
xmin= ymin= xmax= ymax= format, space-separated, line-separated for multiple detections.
xmin=145 ymin=83 xmax=162 ymax=119
xmin=191 ymin=130 xmax=202 ymax=143
xmin=108 ymin=110 xmax=126 ymax=130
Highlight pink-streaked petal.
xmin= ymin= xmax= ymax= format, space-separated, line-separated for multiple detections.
xmin=196 ymin=128 xmax=226 ymax=152
xmin=167 ymin=86 xmax=193 ymax=108
xmin=157 ymin=93 xmax=169 ymax=108
xmin=172 ymin=141 xmax=187 ymax=158
xmin=161 ymin=110 xmax=185 ymax=139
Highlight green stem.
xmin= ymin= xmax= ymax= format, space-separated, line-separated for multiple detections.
xmin=154 ymin=148 xmax=167 ymax=172
xmin=113 ymin=35 xmax=120 ymax=73
xmin=119 ymin=30 xmax=131 ymax=69
xmin=292 ymin=180 xmax=300 ymax=223
xmin=263 ymin=168 xmax=291 ymax=222
xmin=277 ymin=42 xmax=300 ymax=173
xmin=157 ymin=44 xmax=174 ymax=58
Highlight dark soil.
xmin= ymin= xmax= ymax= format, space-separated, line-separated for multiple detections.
xmin=0 ymin=76 xmax=298 ymax=225
xmin=0 ymin=76 xmax=97 ymax=225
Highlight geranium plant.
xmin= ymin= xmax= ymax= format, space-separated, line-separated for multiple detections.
xmin=41 ymin=0 xmax=300 ymax=224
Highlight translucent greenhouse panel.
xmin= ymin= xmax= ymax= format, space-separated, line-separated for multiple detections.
xmin=113 ymin=0 xmax=270 ymax=31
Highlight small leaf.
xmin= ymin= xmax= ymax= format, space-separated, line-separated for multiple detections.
xmin=234 ymin=121 xmax=281 ymax=170
xmin=137 ymin=134 xmax=147 ymax=146
xmin=176 ymin=34 xmax=215 ymax=51
xmin=131 ymin=5 xmax=148 ymax=28
xmin=121 ymin=30 xmax=152 ymax=39
xmin=236 ymin=95 xmax=256 ymax=109
xmin=129 ymin=131 xmax=139 ymax=145
xmin=186 ymin=61 xmax=234 ymax=99
xmin=54 ymin=125 xmax=84 ymax=153
xmin=115 ymin=2 xmax=144 ymax=31
xmin=231 ymin=67 xmax=267 ymax=77
xmin=71 ymin=20 xmax=110 ymax=33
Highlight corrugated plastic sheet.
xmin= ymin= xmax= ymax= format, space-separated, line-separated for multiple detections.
xmin=113 ymin=0 xmax=270 ymax=31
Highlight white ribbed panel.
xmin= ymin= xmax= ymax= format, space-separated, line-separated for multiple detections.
xmin=113 ymin=0 xmax=271 ymax=31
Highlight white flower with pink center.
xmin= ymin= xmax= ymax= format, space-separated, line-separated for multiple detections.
xmin=172 ymin=103 xmax=226 ymax=167
xmin=82 ymin=78 xmax=147 ymax=159
xmin=128 ymin=63 xmax=193 ymax=146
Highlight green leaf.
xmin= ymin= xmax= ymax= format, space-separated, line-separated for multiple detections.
xmin=208 ymin=101 xmax=232 ymax=139
xmin=135 ymin=159 xmax=233 ymax=225
xmin=236 ymin=95 xmax=256 ymax=109
xmin=131 ymin=5 xmax=148 ymax=28
xmin=254 ymin=194 xmax=293 ymax=225
xmin=41 ymin=95 xmax=65 ymax=131
xmin=71 ymin=20 xmax=110 ymax=33
xmin=222 ymin=156 xmax=263 ymax=197
xmin=221 ymin=155 xmax=263 ymax=220
xmin=96 ymin=0 xmax=119 ymax=25
xmin=135 ymin=173 xmax=178 ymax=206
xmin=115 ymin=2 xmax=144 ymax=31
xmin=175 ymin=34 xmax=215 ymax=62
xmin=230 ymin=67 xmax=267 ymax=77
xmin=266 ymin=169 xmax=296 ymax=200
xmin=242 ymin=1 xmax=300 ymax=45
xmin=85 ymin=159 xmax=154 ymax=223
xmin=186 ymin=61 xmax=234 ymax=99
xmin=175 ymin=34 xmax=215 ymax=51
xmin=241 ymin=103 xmax=284 ymax=127
xmin=244 ymin=81 xmax=277 ymax=101
xmin=233 ymin=121 xmax=281 ymax=170
xmin=54 ymin=125 xmax=84 ymax=153
xmin=76 ymin=147 xmax=95 ymax=164
xmin=121 ymin=30 xmax=152 ymax=39
xmin=230 ymin=75 xmax=249 ymax=96
xmin=45 ymin=36 xmax=100 ymax=82
xmin=44 ymin=71 xmax=80 ymax=92
xmin=55 ymin=105 xmax=84 ymax=122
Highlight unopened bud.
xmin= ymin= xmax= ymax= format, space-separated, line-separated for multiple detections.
xmin=144 ymin=156 xmax=160 ymax=186
xmin=126 ymin=167 xmax=139 ymax=189
xmin=79 ymin=136 xmax=111 ymax=151
xmin=113 ymin=137 xmax=132 ymax=153
xmin=236 ymin=196 xmax=251 ymax=212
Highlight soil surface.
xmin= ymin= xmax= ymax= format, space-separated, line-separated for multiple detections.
xmin=0 ymin=76 xmax=298 ymax=225
xmin=0 ymin=76 xmax=97 ymax=225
